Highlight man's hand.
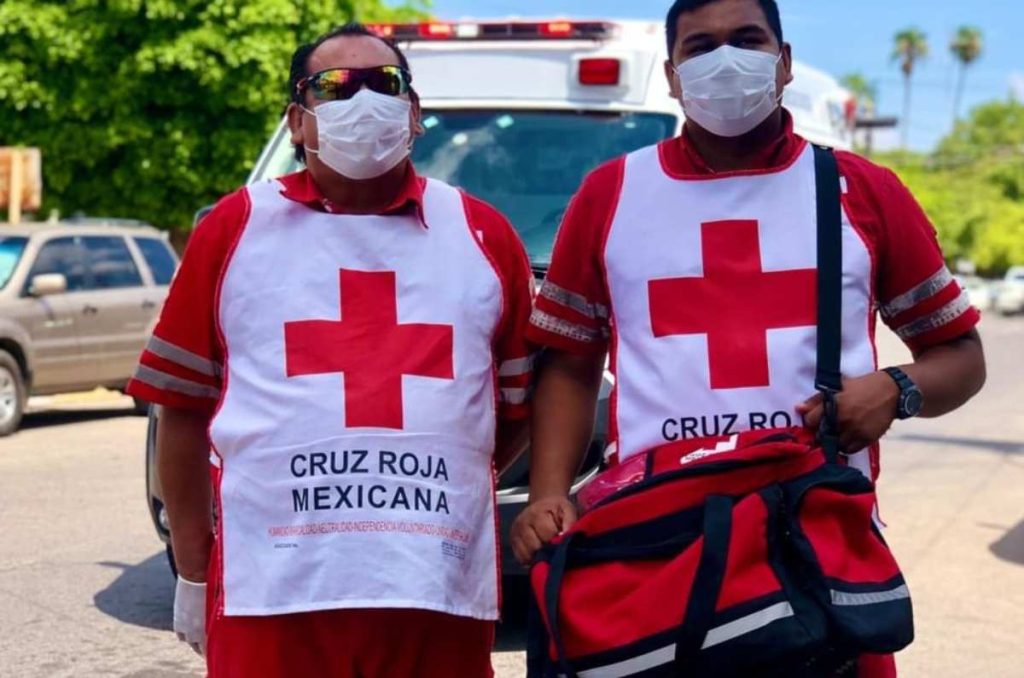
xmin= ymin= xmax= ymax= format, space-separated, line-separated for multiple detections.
xmin=510 ymin=496 xmax=578 ymax=567
xmin=173 ymin=576 xmax=207 ymax=656
xmin=798 ymin=371 xmax=900 ymax=454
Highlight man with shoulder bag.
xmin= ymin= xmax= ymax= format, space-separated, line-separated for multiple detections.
xmin=513 ymin=1 xmax=986 ymax=675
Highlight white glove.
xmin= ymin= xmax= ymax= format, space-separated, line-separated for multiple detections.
xmin=174 ymin=576 xmax=207 ymax=657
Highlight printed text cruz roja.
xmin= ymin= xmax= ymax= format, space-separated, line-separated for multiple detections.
xmin=290 ymin=450 xmax=451 ymax=515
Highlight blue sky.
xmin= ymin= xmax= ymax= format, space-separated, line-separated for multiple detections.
xmin=427 ymin=0 xmax=1024 ymax=151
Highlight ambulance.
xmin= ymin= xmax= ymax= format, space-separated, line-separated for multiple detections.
xmin=147 ymin=18 xmax=856 ymax=577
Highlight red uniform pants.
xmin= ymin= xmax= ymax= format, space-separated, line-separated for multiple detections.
xmin=207 ymin=608 xmax=494 ymax=678
xmin=859 ymin=654 xmax=898 ymax=677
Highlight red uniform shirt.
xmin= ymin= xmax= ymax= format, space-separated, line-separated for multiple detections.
xmin=128 ymin=167 xmax=535 ymax=421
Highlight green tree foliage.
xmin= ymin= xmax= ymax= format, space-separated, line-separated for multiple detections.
xmin=880 ymin=100 xmax=1024 ymax=275
xmin=0 ymin=0 xmax=427 ymax=230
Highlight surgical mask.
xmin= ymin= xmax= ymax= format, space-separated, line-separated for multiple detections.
xmin=675 ymin=45 xmax=782 ymax=138
xmin=303 ymin=88 xmax=412 ymax=180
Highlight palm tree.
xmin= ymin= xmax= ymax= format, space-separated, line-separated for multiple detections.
xmin=950 ymin=26 xmax=983 ymax=124
xmin=892 ymin=28 xmax=929 ymax=149
xmin=840 ymin=73 xmax=879 ymax=154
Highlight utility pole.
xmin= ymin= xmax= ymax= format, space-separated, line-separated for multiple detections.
xmin=1 ymin=148 xmax=42 ymax=225
xmin=9 ymin=151 xmax=23 ymax=225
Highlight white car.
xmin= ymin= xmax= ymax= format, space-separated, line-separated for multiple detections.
xmin=995 ymin=266 xmax=1024 ymax=315
xmin=956 ymin=275 xmax=995 ymax=312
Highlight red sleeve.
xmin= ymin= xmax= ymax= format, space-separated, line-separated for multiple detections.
xmin=464 ymin=194 xmax=535 ymax=421
xmin=125 ymin=189 xmax=250 ymax=413
xmin=837 ymin=152 xmax=980 ymax=353
xmin=525 ymin=158 xmax=622 ymax=356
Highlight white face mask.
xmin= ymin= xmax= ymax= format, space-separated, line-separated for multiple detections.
xmin=303 ymin=88 xmax=412 ymax=180
xmin=675 ymin=45 xmax=782 ymax=138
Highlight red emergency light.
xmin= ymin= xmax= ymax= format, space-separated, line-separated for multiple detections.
xmin=579 ymin=58 xmax=622 ymax=86
xmin=541 ymin=21 xmax=574 ymax=37
xmin=367 ymin=21 xmax=617 ymax=42
xmin=420 ymin=22 xmax=454 ymax=39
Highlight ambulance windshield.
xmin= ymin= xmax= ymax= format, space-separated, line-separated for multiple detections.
xmin=413 ymin=110 xmax=677 ymax=267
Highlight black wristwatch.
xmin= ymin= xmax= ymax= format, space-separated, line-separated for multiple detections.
xmin=883 ymin=367 xmax=924 ymax=420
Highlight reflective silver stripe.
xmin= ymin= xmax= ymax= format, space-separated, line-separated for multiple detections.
xmin=831 ymin=585 xmax=910 ymax=607
xmin=530 ymin=309 xmax=606 ymax=343
xmin=500 ymin=387 xmax=529 ymax=405
xmin=146 ymin=336 xmax=222 ymax=377
xmin=498 ymin=355 xmax=535 ymax=377
xmin=895 ymin=293 xmax=972 ymax=340
xmin=603 ymin=441 xmax=619 ymax=461
xmin=561 ymin=602 xmax=795 ymax=678
xmin=540 ymin=281 xmax=610 ymax=320
xmin=569 ymin=644 xmax=675 ymax=678
xmin=880 ymin=267 xmax=955 ymax=319
xmin=702 ymin=601 xmax=795 ymax=649
xmin=134 ymin=365 xmax=221 ymax=400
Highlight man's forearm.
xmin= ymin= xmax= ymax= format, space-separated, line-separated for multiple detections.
xmin=158 ymin=406 xmax=215 ymax=582
xmin=901 ymin=329 xmax=986 ymax=418
xmin=528 ymin=350 xmax=605 ymax=501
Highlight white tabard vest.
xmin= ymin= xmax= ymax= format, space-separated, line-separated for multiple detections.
xmin=210 ymin=178 xmax=503 ymax=619
xmin=605 ymin=144 xmax=876 ymax=478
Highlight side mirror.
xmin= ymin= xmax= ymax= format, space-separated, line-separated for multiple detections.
xmin=29 ymin=273 xmax=68 ymax=297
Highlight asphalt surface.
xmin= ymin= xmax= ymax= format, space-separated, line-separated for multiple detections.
xmin=0 ymin=317 xmax=1021 ymax=677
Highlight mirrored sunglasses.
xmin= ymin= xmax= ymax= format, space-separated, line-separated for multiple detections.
xmin=297 ymin=66 xmax=412 ymax=101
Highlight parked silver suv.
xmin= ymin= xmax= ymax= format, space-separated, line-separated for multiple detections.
xmin=0 ymin=219 xmax=178 ymax=435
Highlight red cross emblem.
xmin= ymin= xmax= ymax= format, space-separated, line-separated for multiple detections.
xmin=648 ymin=220 xmax=817 ymax=390
xmin=284 ymin=269 xmax=454 ymax=429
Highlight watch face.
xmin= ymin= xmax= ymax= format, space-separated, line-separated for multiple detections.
xmin=903 ymin=390 xmax=924 ymax=418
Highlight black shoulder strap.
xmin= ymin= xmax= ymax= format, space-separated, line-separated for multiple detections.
xmin=813 ymin=145 xmax=843 ymax=463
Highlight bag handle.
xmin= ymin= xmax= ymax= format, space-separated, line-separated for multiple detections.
xmin=674 ymin=495 xmax=733 ymax=669
xmin=543 ymin=532 xmax=581 ymax=678
xmin=558 ymin=528 xmax=704 ymax=566
xmin=813 ymin=145 xmax=844 ymax=464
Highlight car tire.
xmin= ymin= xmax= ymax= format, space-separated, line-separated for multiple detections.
xmin=0 ymin=350 xmax=26 ymax=437
xmin=132 ymin=396 xmax=151 ymax=416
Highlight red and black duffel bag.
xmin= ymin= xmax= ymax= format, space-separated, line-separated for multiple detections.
xmin=527 ymin=148 xmax=914 ymax=677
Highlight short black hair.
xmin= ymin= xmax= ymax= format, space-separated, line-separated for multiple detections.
xmin=665 ymin=0 xmax=783 ymax=56
xmin=288 ymin=22 xmax=415 ymax=163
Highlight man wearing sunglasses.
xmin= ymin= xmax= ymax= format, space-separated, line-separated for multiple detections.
xmin=128 ymin=22 xmax=534 ymax=678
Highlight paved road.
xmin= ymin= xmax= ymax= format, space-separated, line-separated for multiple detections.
xmin=0 ymin=318 xmax=1021 ymax=677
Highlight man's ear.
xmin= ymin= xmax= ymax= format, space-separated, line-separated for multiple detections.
xmin=781 ymin=42 xmax=794 ymax=87
xmin=287 ymin=102 xmax=306 ymax=147
xmin=410 ymin=91 xmax=425 ymax=138
xmin=664 ymin=58 xmax=682 ymax=99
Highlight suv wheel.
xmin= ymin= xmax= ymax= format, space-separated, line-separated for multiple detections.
xmin=0 ymin=350 xmax=26 ymax=437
